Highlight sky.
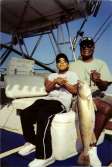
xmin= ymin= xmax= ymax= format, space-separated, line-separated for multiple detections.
xmin=0 ymin=0 xmax=112 ymax=72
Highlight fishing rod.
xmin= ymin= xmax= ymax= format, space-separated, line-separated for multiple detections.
xmin=93 ymin=12 xmax=112 ymax=42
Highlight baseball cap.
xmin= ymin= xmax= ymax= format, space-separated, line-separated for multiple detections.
xmin=79 ymin=37 xmax=94 ymax=47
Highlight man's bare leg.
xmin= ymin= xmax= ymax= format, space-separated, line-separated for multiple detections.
xmin=94 ymin=98 xmax=112 ymax=141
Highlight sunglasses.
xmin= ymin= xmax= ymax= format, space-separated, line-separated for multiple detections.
xmin=80 ymin=43 xmax=94 ymax=49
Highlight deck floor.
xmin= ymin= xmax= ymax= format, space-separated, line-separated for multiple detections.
xmin=0 ymin=104 xmax=112 ymax=166
xmin=0 ymin=129 xmax=112 ymax=166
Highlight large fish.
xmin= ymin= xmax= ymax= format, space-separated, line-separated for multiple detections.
xmin=77 ymin=80 xmax=95 ymax=154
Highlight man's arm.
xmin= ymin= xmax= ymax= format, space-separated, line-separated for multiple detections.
xmin=94 ymin=79 xmax=112 ymax=91
xmin=45 ymin=77 xmax=65 ymax=93
xmin=63 ymin=81 xmax=78 ymax=95
xmin=45 ymin=77 xmax=78 ymax=95
xmin=44 ymin=79 xmax=56 ymax=93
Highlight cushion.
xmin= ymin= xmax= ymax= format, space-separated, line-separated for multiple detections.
xmin=52 ymin=109 xmax=77 ymax=123
xmin=5 ymin=74 xmax=47 ymax=98
xmin=12 ymin=97 xmax=41 ymax=110
xmin=51 ymin=110 xmax=82 ymax=160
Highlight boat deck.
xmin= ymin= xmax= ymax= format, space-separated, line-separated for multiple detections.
xmin=0 ymin=104 xmax=112 ymax=166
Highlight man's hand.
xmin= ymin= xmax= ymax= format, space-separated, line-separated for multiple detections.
xmin=90 ymin=70 xmax=112 ymax=91
xmin=55 ymin=77 xmax=77 ymax=95
xmin=54 ymin=77 xmax=67 ymax=86
xmin=90 ymin=70 xmax=101 ymax=82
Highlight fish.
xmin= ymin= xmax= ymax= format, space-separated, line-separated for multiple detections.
xmin=77 ymin=80 xmax=96 ymax=154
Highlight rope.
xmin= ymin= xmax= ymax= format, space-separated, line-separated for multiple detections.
xmin=95 ymin=19 xmax=112 ymax=43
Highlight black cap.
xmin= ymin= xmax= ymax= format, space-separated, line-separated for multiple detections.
xmin=56 ymin=53 xmax=69 ymax=64
xmin=79 ymin=37 xmax=94 ymax=47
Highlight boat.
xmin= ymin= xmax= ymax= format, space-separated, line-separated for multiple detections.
xmin=0 ymin=0 xmax=112 ymax=166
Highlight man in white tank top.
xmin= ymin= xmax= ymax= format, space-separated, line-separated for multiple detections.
xmin=18 ymin=53 xmax=78 ymax=167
